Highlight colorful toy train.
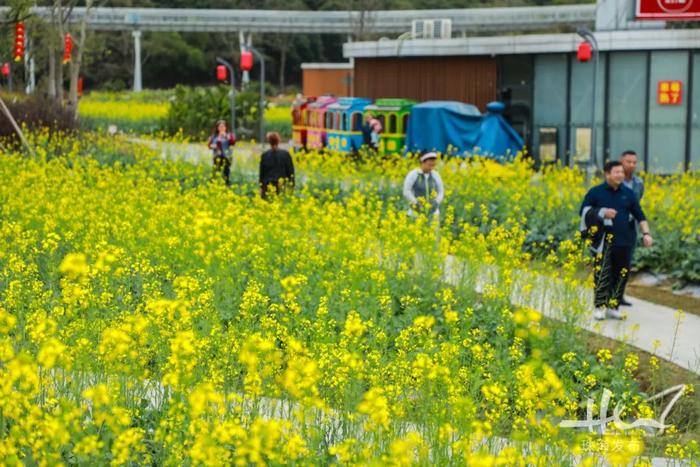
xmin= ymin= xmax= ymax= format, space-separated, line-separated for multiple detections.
xmin=291 ymin=96 xmax=524 ymax=160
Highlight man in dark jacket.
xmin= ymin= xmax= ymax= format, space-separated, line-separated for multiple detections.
xmin=618 ymin=149 xmax=645 ymax=306
xmin=259 ymin=132 xmax=295 ymax=199
xmin=580 ymin=160 xmax=653 ymax=321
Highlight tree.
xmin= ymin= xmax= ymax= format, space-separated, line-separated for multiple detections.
xmin=18 ymin=0 xmax=102 ymax=117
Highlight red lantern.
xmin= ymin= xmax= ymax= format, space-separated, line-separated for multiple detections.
xmin=240 ymin=50 xmax=253 ymax=72
xmin=14 ymin=22 xmax=25 ymax=62
xmin=577 ymin=42 xmax=592 ymax=62
xmin=63 ymin=33 xmax=73 ymax=64
xmin=216 ymin=65 xmax=227 ymax=81
xmin=1 ymin=63 xmax=9 ymax=77
xmin=78 ymin=77 xmax=84 ymax=97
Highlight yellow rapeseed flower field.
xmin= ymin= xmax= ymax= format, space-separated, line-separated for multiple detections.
xmin=78 ymin=91 xmax=171 ymax=134
xmin=0 ymin=131 xmax=697 ymax=465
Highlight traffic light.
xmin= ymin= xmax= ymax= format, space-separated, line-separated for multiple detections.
xmin=14 ymin=22 xmax=25 ymax=62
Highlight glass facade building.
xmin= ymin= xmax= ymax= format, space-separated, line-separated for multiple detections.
xmin=515 ymin=50 xmax=698 ymax=173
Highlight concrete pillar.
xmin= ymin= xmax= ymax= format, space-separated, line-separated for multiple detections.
xmin=24 ymin=31 xmax=32 ymax=94
xmin=29 ymin=57 xmax=35 ymax=94
xmin=132 ymin=30 xmax=142 ymax=92
xmin=347 ymin=34 xmax=354 ymax=97
xmin=240 ymin=31 xmax=249 ymax=87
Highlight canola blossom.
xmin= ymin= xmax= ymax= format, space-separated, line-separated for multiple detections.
xmin=0 ymin=131 xmax=698 ymax=465
xmin=78 ymin=94 xmax=170 ymax=134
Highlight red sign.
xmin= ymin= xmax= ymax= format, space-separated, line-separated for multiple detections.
xmin=657 ymin=80 xmax=683 ymax=105
xmin=637 ymin=0 xmax=700 ymax=20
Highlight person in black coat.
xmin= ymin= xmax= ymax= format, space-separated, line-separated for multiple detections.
xmin=259 ymin=132 xmax=295 ymax=199
xmin=580 ymin=160 xmax=653 ymax=321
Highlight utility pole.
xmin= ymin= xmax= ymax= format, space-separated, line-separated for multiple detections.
xmin=216 ymin=56 xmax=237 ymax=133
xmin=246 ymin=46 xmax=265 ymax=148
xmin=577 ymin=27 xmax=600 ymax=179
xmin=133 ymin=30 xmax=142 ymax=92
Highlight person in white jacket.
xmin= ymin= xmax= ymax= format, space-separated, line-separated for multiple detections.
xmin=403 ymin=152 xmax=445 ymax=219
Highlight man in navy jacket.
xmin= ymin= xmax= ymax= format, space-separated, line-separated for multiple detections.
xmin=580 ymin=160 xmax=653 ymax=321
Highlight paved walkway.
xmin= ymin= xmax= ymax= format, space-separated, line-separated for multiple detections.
xmin=137 ymin=138 xmax=700 ymax=376
xmin=583 ymin=296 xmax=699 ymax=374
xmin=448 ymin=258 xmax=700 ymax=375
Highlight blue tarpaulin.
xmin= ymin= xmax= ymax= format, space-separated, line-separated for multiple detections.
xmin=405 ymin=101 xmax=524 ymax=161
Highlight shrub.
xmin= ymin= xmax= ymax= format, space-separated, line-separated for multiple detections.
xmin=0 ymin=93 xmax=77 ymax=140
xmin=163 ymin=85 xmax=267 ymax=140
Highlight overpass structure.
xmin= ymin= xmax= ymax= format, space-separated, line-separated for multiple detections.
xmin=2 ymin=5 xmax=595 ymax=34
xmin=0 ymin=4 xmax=596 ymax=91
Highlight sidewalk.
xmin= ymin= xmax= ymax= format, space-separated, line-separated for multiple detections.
xmin=582 ymin=295 xmax=700 ymax=374
xmin=452 ymin=259 xmax=700 ymax=375
xmin=526 ymin=273 xmax=700 ymax=375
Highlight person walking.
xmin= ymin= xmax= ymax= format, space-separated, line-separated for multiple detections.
xmin=402 ymin=152 xmax=445 ymax=219
xmin=207 ymin=119 xmax=236 ymax=185
xmin=580 ymin=160 xmax=653 ymax=321
xmin=259 ymin=132 xmax=295 ymax=199
xmin=362 ymin=114 xmax=382 ymax=153
xmin=618 ymin=149 xmax=645 ymax=306
xmin=621 ymin=150 xmax=644 ymax=201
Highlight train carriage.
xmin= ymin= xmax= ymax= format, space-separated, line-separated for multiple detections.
xmin=291 ymin=96 xmax=316 ymax=149
xmin=292 ymin=94 xmax=523 ymax=159
xmin=305 ymin=96 xmax=338 ymax=150
xmin=363 ymin=98 xmax=416 ymax=155
xmin=325 ymin=97 xmax=372 ymax=153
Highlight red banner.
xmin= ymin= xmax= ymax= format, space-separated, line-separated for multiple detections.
xmin=637 ymin=0 xmax=700 ymax=20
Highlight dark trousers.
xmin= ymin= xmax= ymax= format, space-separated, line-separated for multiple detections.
xmin=213 ymin=156 xmax=231 ymax=185
xmin=620 ymin=238 xmax=637 ymax=299
xmin=594 ymin=242 xmax=633 ymax=309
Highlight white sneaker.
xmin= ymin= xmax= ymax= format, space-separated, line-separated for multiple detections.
xmin=593 ymin=308 xmax=606 ymax=321
xmin=607 ymin=308 xmax=624 ymax=320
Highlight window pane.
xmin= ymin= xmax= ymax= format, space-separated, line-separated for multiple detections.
xmin=607 ymin=52 xmax=647 ymax=165
xmin=539 ymin=128 xmax=558 ymax=162
xmin=376 ymin=114 xmax=385 ymax=128
xmin=690 ymin=53 xmax=700 ymax=170
xmin=352 ymin=113 xmax=362 ymax=131
xmin=570 ymin=54 xmax=605 ymax=166
xmin=647 ymin=51 xmax=689 ymax=174
xmin=533 ymin=55 xmax=567 ymax=163
xmin=574 ymin=127 xmax=591 ymax=164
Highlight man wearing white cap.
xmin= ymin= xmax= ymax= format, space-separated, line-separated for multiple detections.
xmin=402 ymin=152 xmax=445 ymax=219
